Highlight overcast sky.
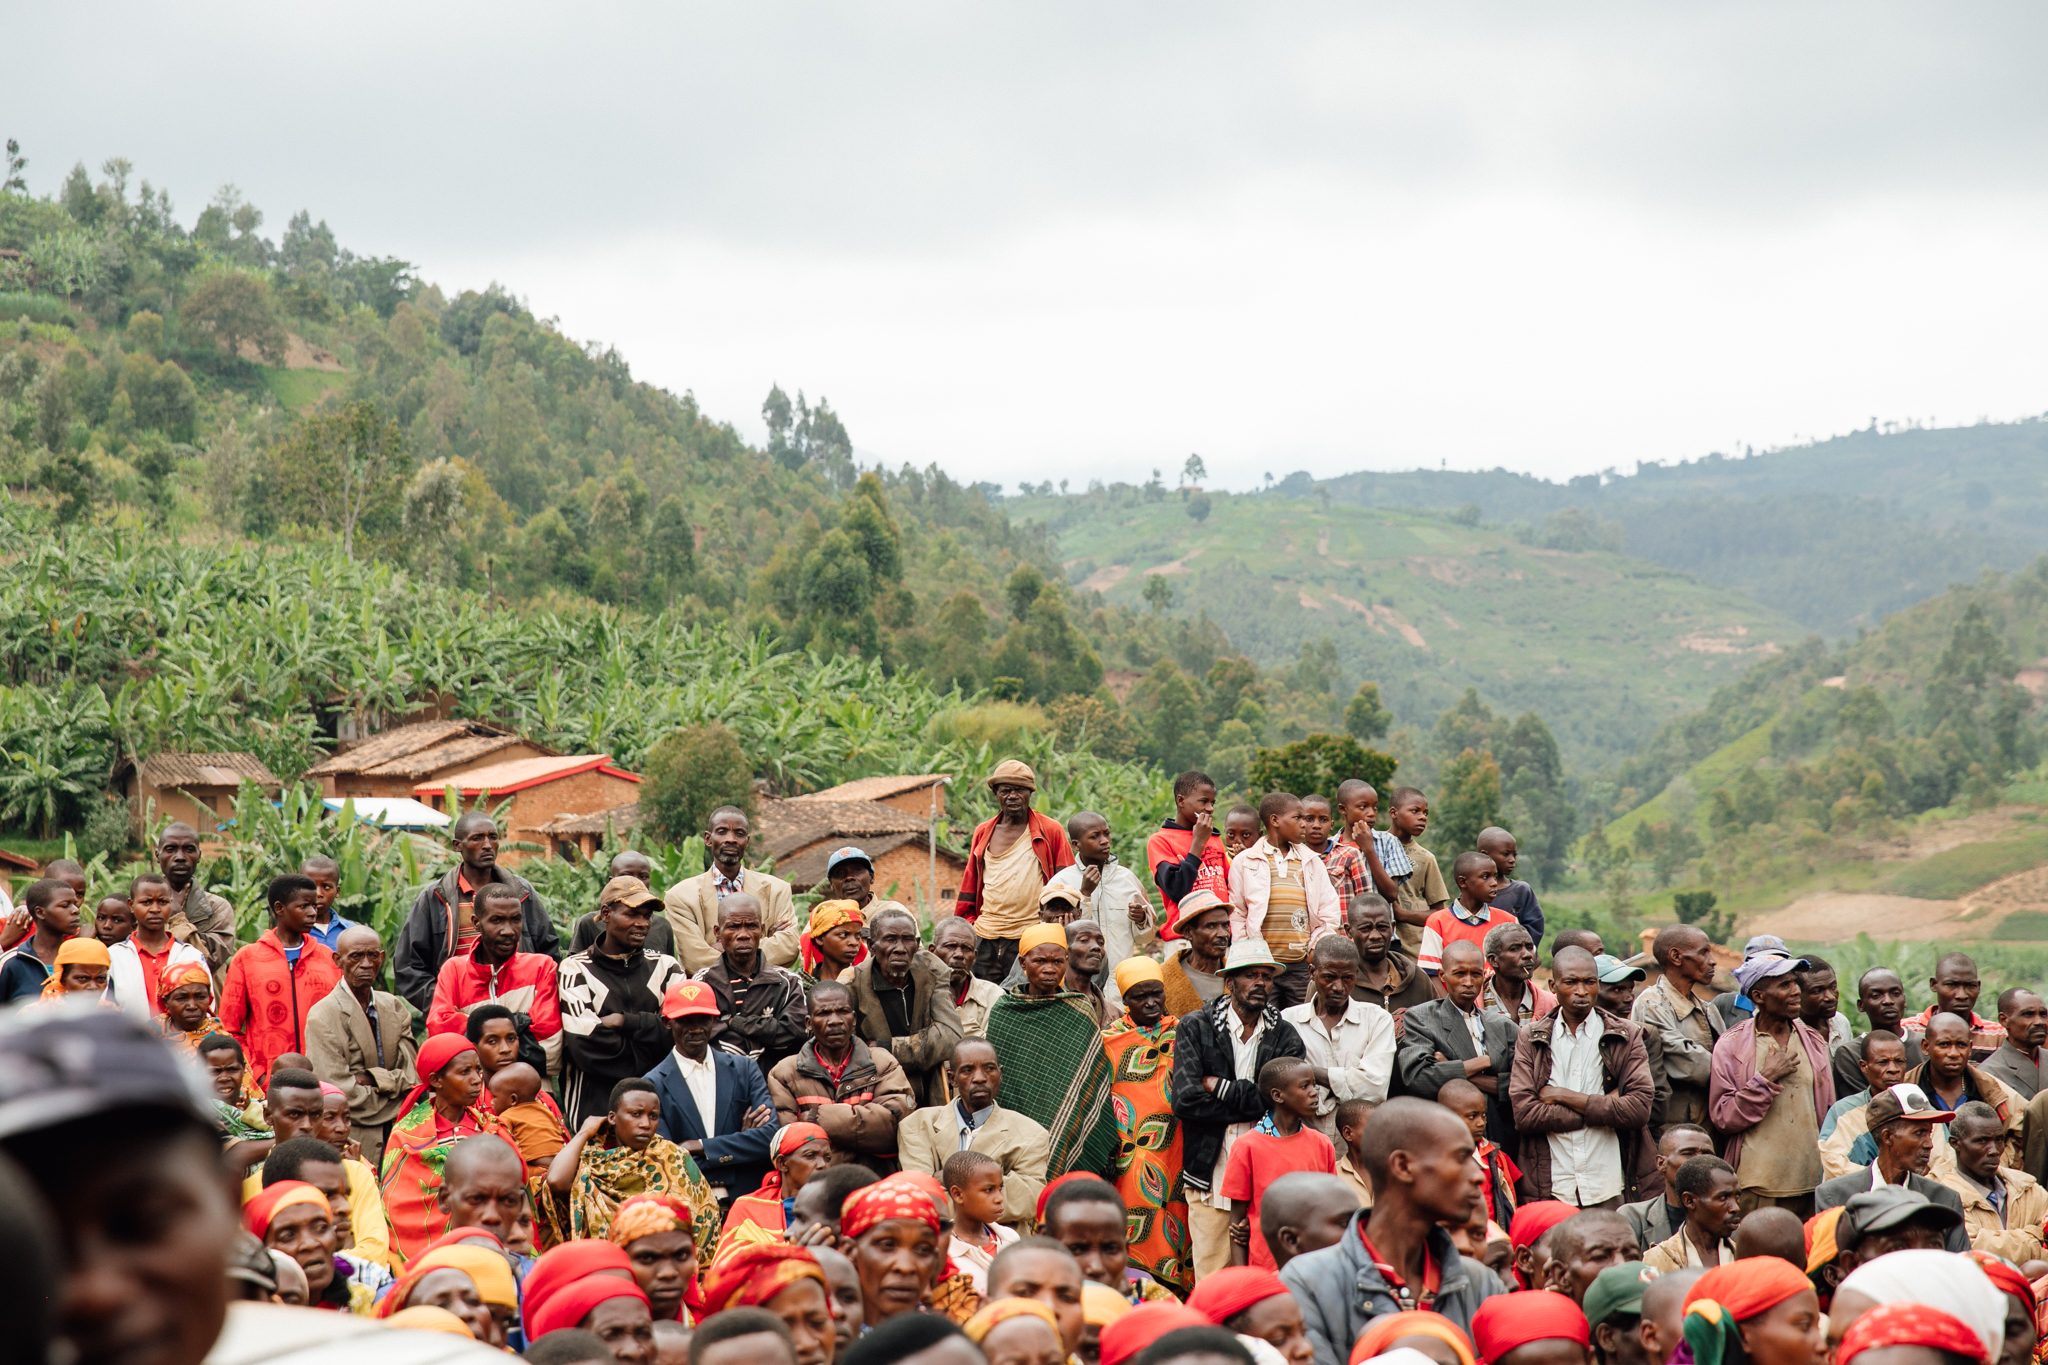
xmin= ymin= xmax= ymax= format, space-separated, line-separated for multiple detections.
xmin=14 ymin=3 xmax=2048 ymax=492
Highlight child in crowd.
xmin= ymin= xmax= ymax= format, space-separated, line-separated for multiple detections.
xmin=1223 ymin=804 xmax=1261 ymax=858
xmin=942 ymin=1149 xmax=1017 ymax=1294
xmin=1333 ymin=1096 xmax=1375 ymax=1209
xmin=1223 ymin=1057 xmax=1336 ymax=1270
xmin=1440 ymin=1076 xmax=1522 ymax=1227
xmin=490 ymin=1061 xmax=568 ymax=1176
xmin=1386 ymin=787 xmax=1450 ymax=953
xmin=1479 ymin=826 xmax=1545 ymax=951
xmin=1228 ymin=793 xmax=1343 ymax=1010
xmin=1417 ymin=851 xmax=1518 ymax=976
xmin=1335 ymin=780 xmax=1407 ymax=907
xmin=93 ymin=895 xmax=134 ymax=947
xmin=1299 ymin=795 xmax=1369 ymax=905
xmin=1146 ymin=770 xmax=1231 ymax=941
xmin=0 ymin=877 xmax=82 ymax=1004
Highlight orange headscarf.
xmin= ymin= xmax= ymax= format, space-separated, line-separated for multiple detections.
xmin=698 ymin=1244 xmax=827 ymax=1315
xmin=243 ymin=1181 xmax=330 ymax=1239
xmin=158 ymin=961 xmax=213 ymax=1002
xmin=800 ymin=900 xmax=868 ymax=976
xmin=41 ymin=937 xmax=110 ymax=998
xmin=1352 ymin=1312 xmax=1479 ymax=1365
xmin=609 ymin=1193 xmax=697 ymax=1247
xmin=965 ymin=1298 xmax=1062 ymax=1345
xmin=842 ymin=1174 xmax=943 ymax=1239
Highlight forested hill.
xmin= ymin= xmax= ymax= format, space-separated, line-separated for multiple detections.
xmin=1308 ymin=421 xmax=2048 ymax=636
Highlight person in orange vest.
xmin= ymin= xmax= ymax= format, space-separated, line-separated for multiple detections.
xmin=220 ymin=874 xmax=343 ymax=1088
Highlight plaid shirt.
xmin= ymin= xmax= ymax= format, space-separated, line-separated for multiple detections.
xmin=712 ymin=869 xmax=746 ymax=900
xmin=1317 ymin=840 xmax=1368 ymax=901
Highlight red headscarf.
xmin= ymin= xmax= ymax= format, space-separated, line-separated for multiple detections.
xmin=842 ymin=1174 xmax=943 ymax=1239
xmin=1506 ymin=1201 xmax=1578 ymax=1289
xmin=425 ymin=1226 xmax=504 ymax=1256
xmin=697 ymin=1244 xmax=828 ymax=1316
xmin=1351 ymin=1312 xmax=1478 ymax=1365
xmin=1968 ymin=1252 xmax=2037 ymax=1310
xmin=1839 ymin=1303 xmax=1990 ymax=1365
xmin=1099 ymin=1303 xmax=1210 ymax=1365
xmin=400 ymin=1032 xmax=479 ymax=1115
xmin=750 ymin=1123 xmax=830 ymax=1202
xmin=1035 ymin=1171 xmax=1097 ymax=1224
xmin=1470 ymin=1292 xmax=1588 ymax=1365
xmin=522 ymin=1241 xmax=637 ymax=1341
xmin=1187 ymin=1267 xmax=1289 ymax=1325
xmin=529 ymin=1277 xmax=650 ymax=1341
xmin=243 ymin=1181 xmax=330 ymax=1239
xmin=1686 ymin=1259 xmax=1814 ymax=1322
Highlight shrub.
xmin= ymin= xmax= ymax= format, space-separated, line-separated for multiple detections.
xmin=641 ymin=723 xmax=755 ymax=841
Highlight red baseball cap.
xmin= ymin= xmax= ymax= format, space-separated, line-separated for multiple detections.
xmin=661 ymin=981 xmax=719 ymax=1019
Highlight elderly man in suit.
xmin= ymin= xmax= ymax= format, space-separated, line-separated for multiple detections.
xmin=897 ymin=1036 xmax=1052 ymax=1227
xmin=664 ymin=806 xmax=799 ymax=973
xmin=643 ymin=979 xmax=779 ymax=1206
xmin=1813 ymin=1082 xmax=1970 ymax=1252
xmin=1393 ymin=938 xmax=1521 ymax=1145
xmin=305 ymin=924 xmax=419 ymax=1168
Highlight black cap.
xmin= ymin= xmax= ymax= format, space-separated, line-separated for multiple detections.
xmin=0 ymin=1001 xmax=213 ymax=1141
xmin=1837 ymin=1183 xmax=1963 ymax=1252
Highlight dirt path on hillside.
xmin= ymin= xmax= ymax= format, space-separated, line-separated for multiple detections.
xmin=1744 ymin=861 xmax=2048 ymax=944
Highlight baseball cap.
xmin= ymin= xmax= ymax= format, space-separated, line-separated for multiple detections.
xmin=1732 ymin=951 xmax=1810 ymax=995
xmin=1594 ymin=954 xmax=1647 ymax=986
xmin=1837 ymin=1183 xmax=1962 ymax=1253
xmin=1864 ymin=1082 xmax=1953 ymax=1129
xmin=0 ymin=1001 xmax=214 ymax=1141
xmin=1222 ymin=939 xmax=1281 ymax=975
xmin=660 ymin=980 xmax=721 ymax=1019
xmin=599 ymin=875 xmax=662 ymax=909
xmin=1040 ymin=883 xmax=1084 ymax=908
xmin=1743 ymin=934 xmax=1789 ymax=959
xmin=825 ymin=846 xmax=873 ymax=875
xmin=1171 ymin=888 xmax=1227 ymax=933
xmin=1583 ymin=1262 xmax=1658 ymax=1327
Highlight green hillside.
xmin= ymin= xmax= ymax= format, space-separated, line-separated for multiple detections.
xmin=1020 ymin=488 xmax=1803 ymax=773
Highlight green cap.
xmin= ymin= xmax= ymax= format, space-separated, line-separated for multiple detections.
xmin=1583 ymin=1262 xmax=1657 ymax=1327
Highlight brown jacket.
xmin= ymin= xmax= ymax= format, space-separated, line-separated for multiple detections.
xmin=768 ymin=1037 xmax=917 ymax=1173
xmin=843 ymin=951 xmax=963 ymax=1109
xmin=1508 ymin=1007 xmax=1658 ymax=1202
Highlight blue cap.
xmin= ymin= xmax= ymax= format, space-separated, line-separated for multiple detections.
xmin=824 ymin=846 xmax=872 ymax=875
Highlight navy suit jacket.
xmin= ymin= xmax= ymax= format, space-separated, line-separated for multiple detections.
xmin=644 ymin=1048 xmax=777 ymax=1200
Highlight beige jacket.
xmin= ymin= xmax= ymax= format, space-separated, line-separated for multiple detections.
xmin=664 ymin=868 xmax=799 ymax=973
xmin=1644 ymin=1227 xmax=1733 ymax=1275
xmin=304 ymin=980 xmax=419 ymax=1168
xmin=897 ymin=1100 xmax=1052 ymax=1227
xmin=958 ymin=976 xmax=1006 ymax=1038
xmin=1942 ymin=1166 xmax=2048 ymax=1264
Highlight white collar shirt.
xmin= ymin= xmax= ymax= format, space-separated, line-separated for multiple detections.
xmin=672 ymin=1047 xmax=719 ymax=1139
xmin=1546 ymin=1013 xmax=1623 ymax=1206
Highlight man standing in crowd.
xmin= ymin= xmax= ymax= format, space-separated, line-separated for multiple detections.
xmin=1820 ymin=1030 xmax=1913 ymax=1179
xmin=824 ymin=846 xmax=912 ymax=917
xmin=569 ymin=851 xmax=678 ymax=958
xmin=155 ymin=821 xmax=238 ymax=974
xmin=425 ymin=881 xmax=564 ymax=1075
xmin=1632 ymin=925 xmax=1725 ymax=1136
xmin=1981 ymin=989 xmax=2048 ymax=1101
xmin=1619 ymin=1125 xmax=1714 ymax=1249
xmin=1710 ymin=950 xmax=1835 ymax=1218
xmin=105 ymin=873 xmax=207 ymax=1022
xmin=1173 ymin=939 xmax=1308 ymax=1279
xmin=1508 ymin=944 xmax=1655 ymax=1208
xmin=642 ymin=979 xmax=777 ymax=1207
xmin=1905 ymin=952 xmax=2005 ymax=1057
xmin=1834 ymin=966 xmax=1924 ymax=1100
xmin=897 ymin=1036 xmax=1051 ymax=1227
xmin=1046 ymin=810 xmax=1155 ymax=1008
xmin=1909 ymin=1012 xmax=2022 ymax=1137
xmin=955 ymin=761 xmax=1075 ymax=983
xmin=931 ymin=915 xmax=1004 ymax=1037
xmin=1349 ymin=895 xmax=1436 ymax=1018
xmin=1944 ymin=1098 xmax=2048 ymax=1262
xmin=694 ymin=892 xmax=810 ymax=1077
xmin=1281 ymin=936 xmax=1395 ymax=1138
xmin=558 ymin=875 xmax=687 ymax=1125
xmin=219 ymin=874 xmax=342 ymax=1088
xmin=1814 ymin=1082 xmax=1970 ymax=1251
xmin=395 ymin=812 xmax=558 ymax=1010
xmin=768 ymin=980 xmax=916 ymax=1172
xmin=1396 ymin=939 xmax=1519 ymax=1143
xmin=665 ymin=806 xmax=799 ymax=973
xmin=1795 ymin=957 xmax=1852 ymax=1049
xmin=1482 ymin=922 xmax=1554 ymax=1024
xmin=305 ymin=924 xmax=417 ymax=1168
xmin=1161 ymin=890 xmax=1232 ymax=1020
xmin=1642 ymin=1155 xmax=1739 ymax=1272
xmin=1148 ymin=771 xmax=1231 ymax=939
xmin=842 ymin=905 xmax=962 ymax=1107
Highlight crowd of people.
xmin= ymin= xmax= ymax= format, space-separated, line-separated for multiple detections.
xmin=3 ymin=760 xmax=2048 ymax=1365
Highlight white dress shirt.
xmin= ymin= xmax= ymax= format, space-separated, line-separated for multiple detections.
xmin=1207 ymin=1010 xmax=1267 ymax=1209
xmin=1047 ymin=858 xmax=1155 ymax=1008
xmin=1546 ymin=1013 xmax=1623 ymax=1206
xmin=671 ymin=1047 xmax=719 ymax=1139
xmin=1282 ymin=997 xmax=1396 ymax=1134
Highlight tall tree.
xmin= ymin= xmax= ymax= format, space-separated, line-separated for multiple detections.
xmin=271 ymin=402 xmax=405 ymax=559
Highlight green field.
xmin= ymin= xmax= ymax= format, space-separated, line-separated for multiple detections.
xmin=1018 ymin=491 xmax=1805 ymax=771
xmin=1876 ymin=829 xmax=2048 ymax=900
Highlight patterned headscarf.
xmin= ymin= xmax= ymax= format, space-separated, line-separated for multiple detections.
xmin=698 ymin=1244 xmax=827 ymax=1315
xmin=801 ymin=900 xmax=868 ymax=975
xmin=609 ymin=1193 xmax=696 ymax=1247
xmin=1350 ymin=1313 xmax=1478 ymax=1365
xmin=842 ymin=1174 xmax=943 ymax=1239
xmin=42 ymin=937 xmax=111 ymax=997
xmin=1840 ymin=1303 xmax=1990 ymax=1365
xmin=158 ymin=961 xmax=212 ymax=1002
xmin=1968 ymin=1252 xmax=2036 ymax=1310
xmin=965 ymin=1298 xmax=1062 ymax=1345
xmin=243 ymin=1180 xmax=329 ymax=1239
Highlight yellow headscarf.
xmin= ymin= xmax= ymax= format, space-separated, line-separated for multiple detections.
xmin=385 ymin=1306 xmax=475 ymax=1338
xmin=1083 ymin=1282 xmax=1132 ymax=1328
xmin=42 ymin=937 xmax=111 ymax=998
xmin=966 ymin=1297 xmax=1063 ymax=1344
xmin=801 ymin=900 xmax=869 ymax=975
xmin=1018 ymin=923 xmax=1068 ymax=956
xmin=1114 ymin=957 xmax=1165 ymax=995
xmin=379 ymin=1244 xmax=520 ymax=1314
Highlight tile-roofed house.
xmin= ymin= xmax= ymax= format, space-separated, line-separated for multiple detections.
xmin=798 ymin=774 xmax=949 ymax=820
xmin=754 ymin=794 xmax=966 ymax=910
xmin=303 ymin=720 xmax=556 ymax=800
xmin=537 ymin=803 xmax=643 ymax=861
xmin=416 ymin=755 xmax=641 ymax=863
xmin=117 ymin=751 xmax=282 ymax=835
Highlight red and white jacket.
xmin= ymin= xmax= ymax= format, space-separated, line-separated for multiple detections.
xmin=426 ymin=950 xmax=563 ymax=1074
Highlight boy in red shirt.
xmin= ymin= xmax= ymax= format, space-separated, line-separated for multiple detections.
xmin=1223 ymin=1056 xmax=1336 ymax=1270
xmin=1417 ymin=851 xmax=1519 ymax=976
xmin=1146 ymin=770 xmax=1231 ymax=941
xmin=1440 ymin=1076 xmax=1524 ymax=1229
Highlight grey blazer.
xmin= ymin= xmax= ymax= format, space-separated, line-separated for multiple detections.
xmin=1395 ymin=996 xmax=1521 ymax=1145
xmin=1812 ymin=1166 xmax=1970 ymax=1253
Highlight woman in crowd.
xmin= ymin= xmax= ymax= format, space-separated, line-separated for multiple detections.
xmin=374 ymin=1242 xmax=520 ymax=1345
xmin=541 ymin=1076 xmax=720 ymax=1268
xmin=609 ymin=1193 xmax=702 ymax=1325
xmin=699 ymin=1243 xmax=838 ymax=1365
xmin=841 ymin=1174 xmax=948 ymax=1330
xmin=722 ymin=1124 xmax=834 ymax=1255
xmin=380 ymin=1032 xmax=503 ymax=1263
xmin=1100 ymin=958 xmax=1192 ymax=1297
xmin=802 ymin=901 xmax=869 ymax=983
